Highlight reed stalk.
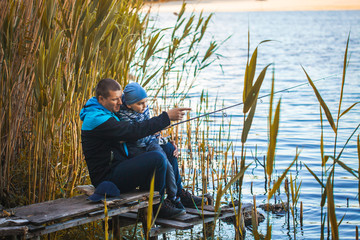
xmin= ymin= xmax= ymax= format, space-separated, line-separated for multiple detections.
xmin=302 ymin=33 xmax=359 ymax=240
xmin=104 ymin=198 xmax=109 ymax=240
xmin=289 ymin=173 xmax=302 ymax=240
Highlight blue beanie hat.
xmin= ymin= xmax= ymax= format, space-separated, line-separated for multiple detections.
xmin=123 ymin=82 xmax=147 ymax=105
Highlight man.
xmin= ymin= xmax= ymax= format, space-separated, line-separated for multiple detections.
xmin=80 ymin=78 xmax=204 ymax=218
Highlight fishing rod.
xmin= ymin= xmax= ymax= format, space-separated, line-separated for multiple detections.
xmin=168 ymin=74 xmax=339 ymax=128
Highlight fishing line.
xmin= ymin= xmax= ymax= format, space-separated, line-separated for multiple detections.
xmin=168 ymin=73 xmax=339 ymax=129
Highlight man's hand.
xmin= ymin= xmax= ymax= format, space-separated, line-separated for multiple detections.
xmin=166 ymin=108 xmax=191 ymax=121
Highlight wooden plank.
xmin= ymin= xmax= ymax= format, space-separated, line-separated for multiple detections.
xmin=12 ymin=195 xmax=103 ymax=225
xmin=128 ymin=208 xmax=200 ymax=222
xmin=126 ymin=209 xmax=200 ymax=222
xmin=107 ymin=191 xmax=160 ymax=206
xmin=11 ymin=191 xmax=158 ymax=225
xmin=184 ymin=208 xmax=219 ymax=217
xmin=118 ymin=212 xmax=194 ymax=230
xmin=0 ymin=226 xmax=28 ymax=236
xmin=172 ymin=213 xmax=200 ymax=222
xmin=25 ymin=202 xmax=151 ymax=238
xmin=26 ymin=224 xmax=45 ymax=232
xmin=201 ymin=205 xmax=216 ymax=212
xmin=154 ymin=217 xmax=194 ymax=230
xmin=179 ymin=210 xmax=235 ymax=227
xmin=149 ymin=210 xmax=237 ymax=237
xmin=88 ymin=198 xmax=159 ymax=217
xmin=0 ymin=217 xmax=29 ymax=226
xmin=12 ymin=195 xmax=91 ymax=224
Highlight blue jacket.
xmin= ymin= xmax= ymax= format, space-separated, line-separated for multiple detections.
xmin=80 ymin=97 xmax=170 ymax=186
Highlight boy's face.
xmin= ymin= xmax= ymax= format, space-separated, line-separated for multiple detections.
xmin=127 ymin=98 xmax=147 ymax=113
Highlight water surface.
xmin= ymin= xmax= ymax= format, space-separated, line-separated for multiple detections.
xmin=153 ymin=10 xmax=360 ymax=239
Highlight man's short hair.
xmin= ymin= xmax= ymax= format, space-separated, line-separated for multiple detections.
xmin=95 ymin=78 xmax=122 ymax=99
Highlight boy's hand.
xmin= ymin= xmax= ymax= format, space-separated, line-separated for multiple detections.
xmin=170 ymin=140 xmax=180 ymax=158
xmin=166 ymin=108 xmax=191 ymax=121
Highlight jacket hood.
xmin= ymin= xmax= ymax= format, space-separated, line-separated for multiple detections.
xmin=80 ymin=97 xmax=119 ymax=130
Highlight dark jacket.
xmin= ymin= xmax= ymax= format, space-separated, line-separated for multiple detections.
xmin=80 ymin=97 xmax=170 ymax=186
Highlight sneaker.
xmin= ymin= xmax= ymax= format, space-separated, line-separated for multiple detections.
xmin=171 ymin=197 xmax=186 ymax=211
xmin=179 ymin=189 xmax=207 ymax=208
xmin=154 ymin=199 xmax=186 ymax=219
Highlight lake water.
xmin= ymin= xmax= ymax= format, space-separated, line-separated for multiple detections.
xmin=152 ymin=10 xmax=360 ymax=239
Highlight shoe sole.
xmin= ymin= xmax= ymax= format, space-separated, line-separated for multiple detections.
xmin=169 ymin=209 xmax=186 ymax=219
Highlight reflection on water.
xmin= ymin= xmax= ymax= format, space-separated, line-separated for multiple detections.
xmin=154 ymin=10 xmax=360 ymax=239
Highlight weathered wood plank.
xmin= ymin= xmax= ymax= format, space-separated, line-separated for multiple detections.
xmin=117 ymin=211 xmax=199 ymax=225
xmin=0 ymin=217 xmax=29 ymax=227
xmin=88 ymin=198 xmax=160 ymax=217
xmin=0 ymin=226 xmax=28 ymax=236
xmin=11 ymin=191 xmax=158 ymax=225
xmin=148 ymin=211 xmax=237 ymax=237
xmin=184 ymin=208 xmax=219 ymax=217
xmin=201 ymin=205 xmax=216 ymax=212
xmin=11 ymin=195 xmax=103 ymax=225
xmin=119 ymin=212 xmax=194 ymax=230
xmin=25 ymin=201 xmax=152 ymax=238
xmin=172 ymin=213 xmax=200 ymax=222
xmin=154 ymin=217 xmax=194 ymax=230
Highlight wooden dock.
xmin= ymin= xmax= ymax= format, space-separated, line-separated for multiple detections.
xmin=0 ymin=187 xmax=253 ymax=239
xmin=119 ymin=204 xmax=241 ymax=238
xmin=0 ymin=191 xmax=160 ymax=239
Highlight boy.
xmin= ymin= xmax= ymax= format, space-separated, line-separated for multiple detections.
xmin=118 ymin=82 xmax=204 ymax=213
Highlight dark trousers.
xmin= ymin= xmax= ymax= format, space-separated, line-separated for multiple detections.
xmin=109 ymin=142 xmax=183 ymax=198
xmin=160 ymin=142 xmax=183 ymax=196
xmin=109 ymin=151 xmax=167 ymax=196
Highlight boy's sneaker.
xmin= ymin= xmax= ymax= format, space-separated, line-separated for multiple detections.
xmin=179 ymin=189 xmax=207 ymax=208
xmin=171 ymin=197 xmax=186 ymax=211
xmin=154 ymin=198 xmax=186 ymax=219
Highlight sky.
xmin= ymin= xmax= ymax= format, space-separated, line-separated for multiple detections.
xmin=145 ymin=0 xmax=360 ymax=12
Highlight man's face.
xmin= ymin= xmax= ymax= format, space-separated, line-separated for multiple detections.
xmin=98 ymin=90 xmax=122 ymax=113
xmin=127 ymin=98 xmax=147 ymax=114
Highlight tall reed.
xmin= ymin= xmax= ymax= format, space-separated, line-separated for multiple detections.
xmin=302 ymin=33 xmax=359 ymax=240
xmin=0 ymin=0 xmax=218 ymax=209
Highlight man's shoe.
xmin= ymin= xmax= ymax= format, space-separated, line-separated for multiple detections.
xmin=171 ymin=197 xmax=186 ymax=211
xmin=155 ymin=199 xmax=186 ymax=219
xmin=179 ymin=189 xmax=207 ymax=208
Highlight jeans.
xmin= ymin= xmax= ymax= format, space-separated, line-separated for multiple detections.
xmin=109 ymin=151 xmax=167 ymax=196
xmin=160 ymin=142 xmax=183 ymax=196
xmin=147 ymin=141 xmax=178 ymax=199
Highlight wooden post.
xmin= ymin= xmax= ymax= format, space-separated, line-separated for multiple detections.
xmin=139 ymin=208 xmax=157 ymax=240
xmin=203 ymin=221 xmax=214 ymax=239
xmin=203 ymin=194 xmax=215 ymax=238
xmin=112 ymin=215 xmax=120 ymax=240
xmin=234 ymin=206 xmax=245 ymax=240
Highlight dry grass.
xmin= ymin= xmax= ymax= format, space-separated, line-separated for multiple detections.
xmin=0 ymin=0 xmax=217 ymax=207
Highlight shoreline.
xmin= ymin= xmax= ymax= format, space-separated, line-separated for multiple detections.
xmin=144 ymin=0 xmax=360 ymax=12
